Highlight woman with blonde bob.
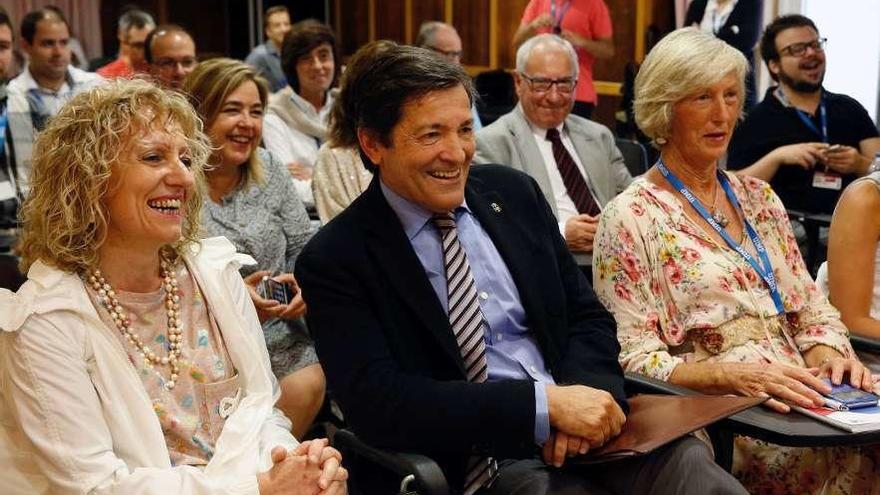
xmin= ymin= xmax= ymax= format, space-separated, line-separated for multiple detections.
xmin=0 ymin=79 xmax=346 ymax=494
xmin=594 ymin=28 xmax=879 ymax=493
xmin=184 ymin=59 xmax=325 ymax=441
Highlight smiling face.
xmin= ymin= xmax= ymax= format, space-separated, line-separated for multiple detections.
xmin=103 ymin=124 xmax=195 ymax=253
xmin=207 ymin=80 xmax=264 ymax=169
xmin=24 ymin=19 xmax=70 ymax=85
xmin=770 ymin=25 xmax=825 ymax=93
xmin=360 ymin=85 xmax=475 ymax=214
xmin=668 ymin=72 xmax=741 ymax=167
xmin=295 ymin=42 xmax=335 ymax=96
xmin=515 ymin=43 xmax=576 ymax=130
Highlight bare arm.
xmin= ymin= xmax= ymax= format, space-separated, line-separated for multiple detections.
xmin=734 ymin=142 xmax=827 ymax=181
xmin=561 ymin=32 xmax=614 ymax=59
xmin=827 ymin=179 xmax=880 ymax=338
xmin=512 ymin=14 xmax=554 ymax=48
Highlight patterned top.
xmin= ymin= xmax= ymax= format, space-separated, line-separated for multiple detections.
xmin=202 ymin=148 xmax=314 ymax=277
xmin=87 ymin=262 xmax=237 ymax=466
xmin=312 ymin=145 xmax=372 ymax=224
xmin=593 ymin=172 xmax=854 ymax=381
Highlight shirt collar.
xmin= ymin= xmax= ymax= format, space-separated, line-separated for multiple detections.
xmin=379 ymin=179 xmax=470 ymax=240
xmin=266 ymin=40 xmax=281 ymax=56
xmin=526 ymin=118 xmax=565 ymax=141
xmin=19 ymin=65 xmax=74 ymax=95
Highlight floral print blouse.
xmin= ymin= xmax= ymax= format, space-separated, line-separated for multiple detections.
xmin=593 ymin=172 xmax=854 ymax=381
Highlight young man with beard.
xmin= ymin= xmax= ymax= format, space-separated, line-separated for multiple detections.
xmin=728 ymin=15 xmax=880 ymax=216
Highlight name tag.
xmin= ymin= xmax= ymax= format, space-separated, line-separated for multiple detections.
xmin=813 ymin=171 xmax=843 ymax=190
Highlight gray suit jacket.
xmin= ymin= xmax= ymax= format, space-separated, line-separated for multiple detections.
xmin=474 ymin=104 xmax=632 ymax=218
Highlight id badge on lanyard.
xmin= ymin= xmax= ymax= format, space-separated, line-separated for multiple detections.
xmin=550 ymin=0 xmax=573 ymax=34
xmin=776 ymin=88 xmax=839 ymax=190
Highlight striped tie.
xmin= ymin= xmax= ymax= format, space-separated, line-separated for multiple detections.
xmin=433 ymin=212 xmax=497 ymax=494
xmin=546 ymin=128 xmax=600 ymax=216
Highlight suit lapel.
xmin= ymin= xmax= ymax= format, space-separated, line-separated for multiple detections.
xmin=567 ymin=118 xmax=609 ymax=205
xmin=360 ymin=179 xmax=467 ymax=375
xmin=509 ymin=105 xmax=558 ymax=216
xmin=464 ymin=179 xmax=544 ymax=326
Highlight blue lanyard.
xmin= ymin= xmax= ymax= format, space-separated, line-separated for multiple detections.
xmin=657 ymin=159 xmax=786 ymax=314
xmin=550 ymin=0 xmax=573 ymax=29
xmin=776 ymin=87 xmax=828 ymax=143
xmin=0 ymin=107 xmax=6 ymax=153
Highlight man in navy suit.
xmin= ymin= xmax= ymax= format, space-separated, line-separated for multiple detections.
xmin=295 ymin=40 xmax=746 ymax=495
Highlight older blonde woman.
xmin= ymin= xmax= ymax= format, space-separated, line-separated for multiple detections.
xmin=0 ymin=80 xmax=345 ymax=493
xmin=183 ymin=59 xmax=325 ymax=441
xmin=594 ymin=28 xmax=879 ymax=494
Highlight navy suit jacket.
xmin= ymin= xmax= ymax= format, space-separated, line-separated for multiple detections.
xmin=295 ymin=165 xmax=625 ymax=487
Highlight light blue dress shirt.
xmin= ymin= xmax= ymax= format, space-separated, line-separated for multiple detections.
xmin=381 ymin=181 xmax=553 ymax=445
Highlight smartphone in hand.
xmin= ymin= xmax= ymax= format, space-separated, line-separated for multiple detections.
xmin=258 ymin=276 xmax=295 ymax=305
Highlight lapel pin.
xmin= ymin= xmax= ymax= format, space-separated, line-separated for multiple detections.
xmin=490 ymin=202 xmax=502 ymax=213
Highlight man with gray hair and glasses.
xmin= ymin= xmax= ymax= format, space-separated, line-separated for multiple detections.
xmin=97 ymin=9 xmax=155 ymax=79
xmin=416 ymin=20 xmax=483 ymax=130
xmin=475 ymin=34 xmax=630 ymax=261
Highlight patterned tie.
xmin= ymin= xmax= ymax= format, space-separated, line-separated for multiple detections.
xmin=433 ymin=212 xmax=497 ymax=494
xmin=545 ymin=128 xmax=600 ymax=216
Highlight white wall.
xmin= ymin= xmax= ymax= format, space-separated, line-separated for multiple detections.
xmin=802 ymin=0 xmax=880 ymax=123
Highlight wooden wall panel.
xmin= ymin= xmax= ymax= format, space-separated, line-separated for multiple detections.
xmin=333 ymin=0 xmax=371 ymax=56
xmin=412 ymin=0 xmax=446 ymax=43
xmin=375 ymin=0 xmax=406 ymax=42
xmin=593 ymin=0 xmax=636 ymax=83
xmin=451 ymin=0 xmax=491 ymax=67
xmin=496 ymin=0 xmax=531 ymax=69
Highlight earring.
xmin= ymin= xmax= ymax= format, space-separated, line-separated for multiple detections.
xmin=655 ymin=137 xmax=668 ymax=145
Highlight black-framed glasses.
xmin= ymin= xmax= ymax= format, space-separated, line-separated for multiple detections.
xmin=425 ymin=45 xmax=463 ymax=60
xmin=519 ymin=73 xmax=577 ymax=94
xmin=779 ymin=38 xmax=827 ymax=58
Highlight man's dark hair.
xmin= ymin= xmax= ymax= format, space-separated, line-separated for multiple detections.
xmin=264 ymin=5 xmax=289 ymax=30
xmin=20 ymin=8 xmax=70 ymax=44
xmin=281 ymin=20 xmax=340 ymax=94
xmin=144 ymin=24 xmax=192 ymax=64
xmin=760 ymin=14 xmax=820 ymax=81
xmin=118 ymin=9 xmax=155 ymax=39
xmin=329 ymin=40 xmax=476 ymax=173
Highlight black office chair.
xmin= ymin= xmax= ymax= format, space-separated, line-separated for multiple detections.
xmin=474 ymin=69 xmax=517 ymax=127
xmin=614 ymin=138 xmax=649 ymax=177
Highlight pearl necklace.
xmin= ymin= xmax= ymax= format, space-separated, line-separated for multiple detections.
xmin=88 ymin=258 xmax=183 ymax=390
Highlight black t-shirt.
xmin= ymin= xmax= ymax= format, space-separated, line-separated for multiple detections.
xmin=727 ymin=87 xmax=879 ymax=214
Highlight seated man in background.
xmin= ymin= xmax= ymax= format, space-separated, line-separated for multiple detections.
xmin=7 ymin=7 xmax=103 ymax=191
xmin=475 ymin=34 xmax=631 ymax=259
xmin=296 ymin=39 xmax=746 ymax=495
xmin=145 ymin=24 xmax=197 ymax=90
xmin=245 ymin=5 xmax=291 ymax=92
xmin=415 ymin=21 xmax=482 ymax=130
xmin=97 ymin=9 xmax=155 ymax=79
xmin=728 ymin=14 xmax=880 ymax=216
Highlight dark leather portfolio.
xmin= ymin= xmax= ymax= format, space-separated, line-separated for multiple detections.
xmin=574 ymin=394 xmax=766 ymax=464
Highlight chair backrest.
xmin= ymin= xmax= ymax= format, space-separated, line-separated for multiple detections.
xmin=0 ymin=253 xmax=25 ymax=291
xmin=615 ymin=138 xmax=649 ymax=177
xmin=474 ymin=69 xmax=517 ymax=127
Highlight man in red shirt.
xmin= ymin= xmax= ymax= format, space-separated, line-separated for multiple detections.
xmin=513 ymin=0 xmax=614 ymax=119
xmin=97 ymin=10 xmax=155 ymax=79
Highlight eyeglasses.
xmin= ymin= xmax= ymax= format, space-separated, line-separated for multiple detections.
xmin=425 ymin=45 xmax=463 ymax=60
xmin=154 ymin=57 xmax=198 ymax=70
xmin=519 ymin=73 xmax=576 ymax=94
xmin=779 ymin=38 xmax=827 ymax=58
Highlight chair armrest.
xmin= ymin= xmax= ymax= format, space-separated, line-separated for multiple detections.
xmin=333 ymin=429 xmax=450 ymax=495
xmin=624 ymin=371 xmax=699 ymax=397
xmin=851 ymin=334 xmax=880 ymax=355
